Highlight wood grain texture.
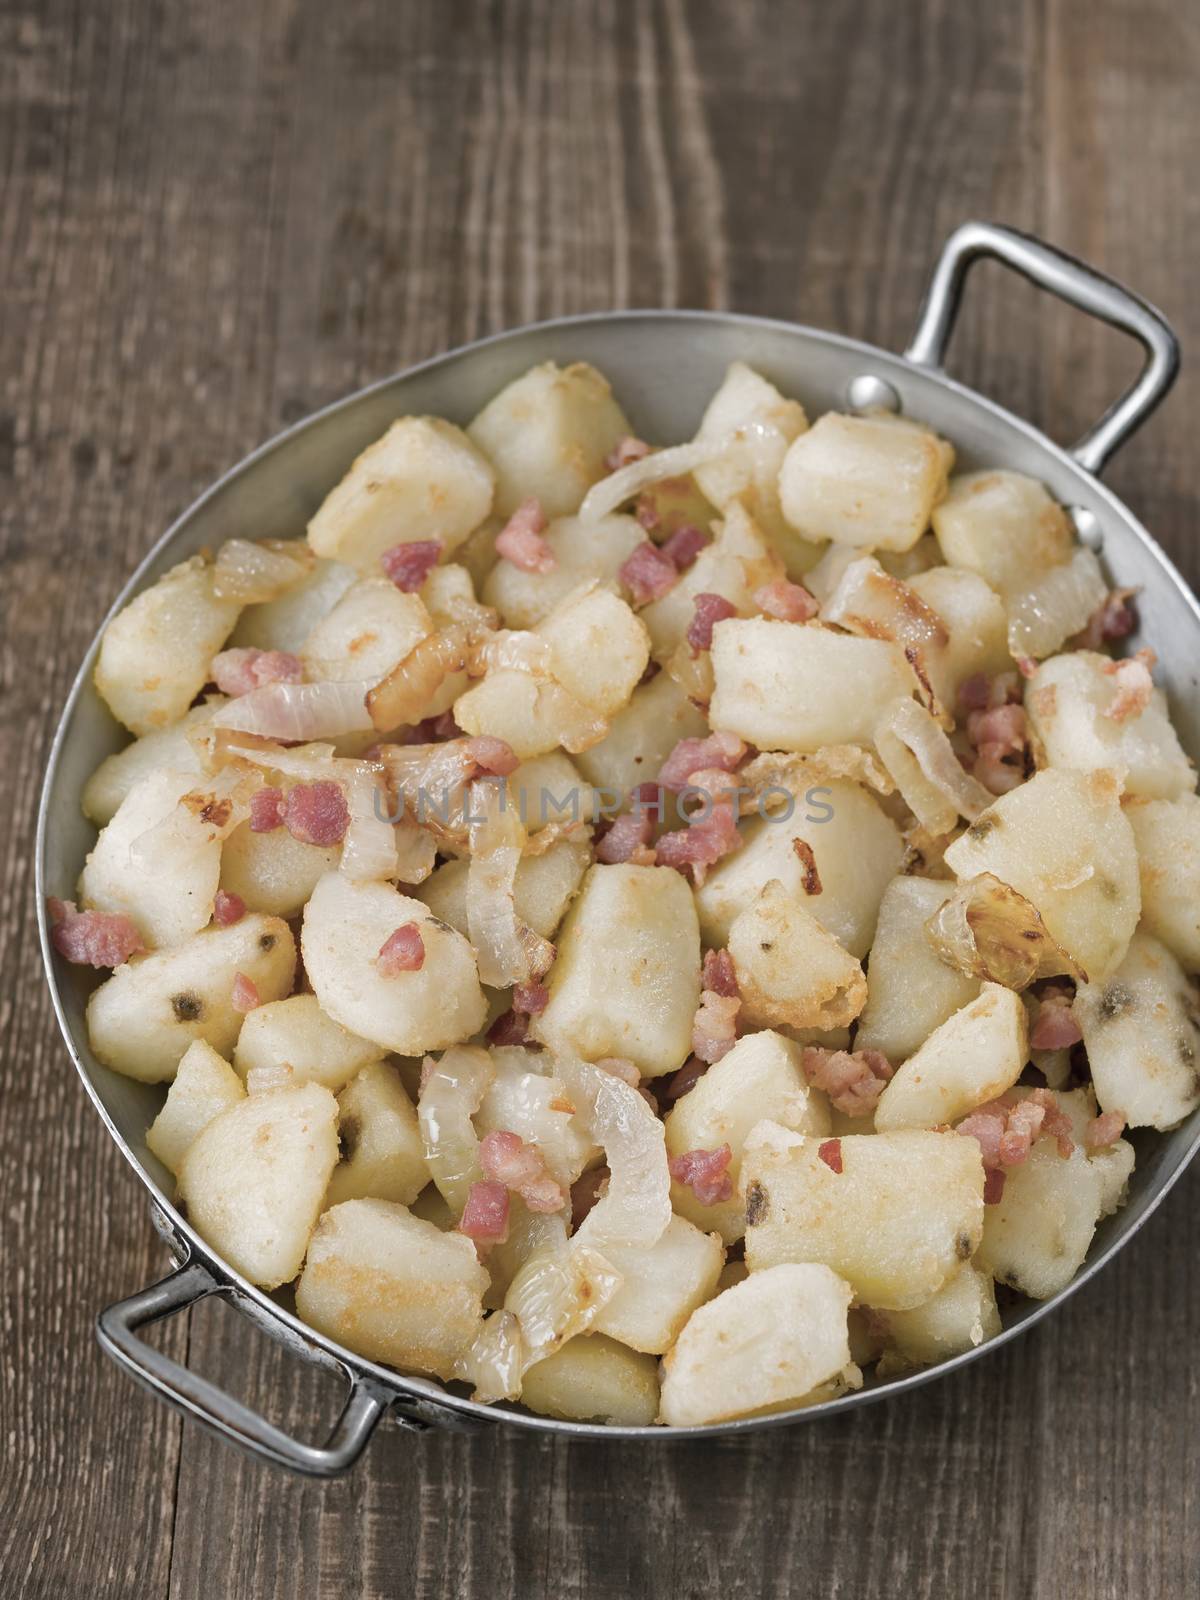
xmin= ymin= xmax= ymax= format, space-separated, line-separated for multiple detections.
xmin=2 ymin=0 xmax=1198 ymax=1596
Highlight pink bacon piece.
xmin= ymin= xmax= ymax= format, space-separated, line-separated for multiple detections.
xmin=47 ymin=897 xmax=143 ymax=968
xmin=495 ymin=498 xmax=555 ymax=574
xmin=660 ymin=524 xmax=709 ymax=571
xmin=381 ymin=538 xmax=443 ymax=592
xmin=479 ymin=1129 xmax=565 ymax=1213
xmin=1029 ymin=984 xmax=1082 ymax=1051
xmin=212 ymin=890 xmax=246 ymax=927
xmin=801 ymin=1046 xmax=894 ymax=1119
xmin=817 ymin=1138 xmax=844 ymax=1174
xmin=595 ymin=808 xmax=656 ymax=865
xmin=753 ymin=580 xmax=818 ymax=623
xmin=661 ymin=1055 xmax=710 ymax=1104
xmin=669 ymin=1144 xmax=734 ymax=1206
xmin=487 ymin=1009 xmax=529 ymax=1047
xmin=655 ymin=799 xmax=740 ymax=882
xmin=692 ymin=989 xmax=740 ymax=1065
xmin=231 ymin=972 xmax=260 ymax=1014
xmin=210 ymin=647 xmax=303 ymax=698
xmin=1077 ymin=587 xmax=1139 ymax=650
xmin=284 ymin=781 xmax=351 ymax=847
xmin=459 ymin=1180 xmax=511 ymax=1244
xmin=659 ymin=731 xmax=746 ymax=793
xmin=958 ymin=1089 xmax=1076 ymax=1177
xmin=377 ymin=922 xmax=426 ymax=975
xmin=463 ymin=735 xmax=520 ymax=777
xmin=512 ymin=980 xmax=549 ymax=1015
xmin=702 ymin=948 xmax=738 ymax=997
xmin=1085 ymin=1111 xmax=1126 ymax=1152
xmin=619 ymin=541 xmax=677 ymax=605
xmin=687 ymin=592 xmax=738 ymax=654
xmin=249 ymin=786 xmax=285 ymax=833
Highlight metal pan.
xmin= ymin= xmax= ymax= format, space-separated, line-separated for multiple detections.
xmin=37 ymin=222 xmax=1198 ymax=1474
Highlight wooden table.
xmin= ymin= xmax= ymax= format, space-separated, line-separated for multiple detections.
xmin=3 ymin=2 xmax=1198 ymax=1595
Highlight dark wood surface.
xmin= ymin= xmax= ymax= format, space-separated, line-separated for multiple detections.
xmin=3 ymin=1 xmax=1198 ymax=1595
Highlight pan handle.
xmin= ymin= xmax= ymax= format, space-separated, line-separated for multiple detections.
xmin=97 ymin=1260 xmax=394 ymax=1476
xmin=905 ymin=221 xmax=1180 ymax=475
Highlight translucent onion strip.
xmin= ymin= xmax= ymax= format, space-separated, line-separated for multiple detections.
xmin=417 ymin=1045 xmax=495 ymax=1214
xmin=339 ymin=765 xmax=399 ymax=883
xmin=211 ymin=680 xmax=375 ymax=740
xmin=578 ymin=431 xmax=741 ymax=524
xmin=1007 ymin=546 xmax=1108 ymax=661
xmin=926 ymin=871 xmax=1085 ymax=989
xmin=874 ymin=696 xmax=993 ymax=834
xmin=556 ymin=1057 xmax=671 ymax=1252
xmin=212 ymin=537 xmax=315 ymax=604
xmin=453 ymin=1310 xmax=524 ymax=1404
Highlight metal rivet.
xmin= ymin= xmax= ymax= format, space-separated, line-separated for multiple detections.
xmin=845 ymin=374 xmax=901 ymax=413
xmin=1070 ymin=507 xmax=1104 ymax=550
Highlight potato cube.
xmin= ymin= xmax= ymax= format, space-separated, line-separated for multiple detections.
xmin=233 ymin=993 xmax=382 ymax=1092
xmin=295 ymin=1199 xmax=488 ymax=1378
xmin=453 ymin=668 xmax=603 ymax=760
xmin=878 ymin=1263 xmax=1001 ymax=1369
xmin=638 ymin=500 xmax=782 ymax=660
xmin=529 ymin=864 xmax=700 ymax=1076
xmin=537 ymin=583 xmax=650 ymax=718
xmin=976 ymin=1138 xmax=1106 ymax=1300
xmin=907 ymin=566 xmax=1013 ymax=710
xmin=301 ymin=873 xmax=487 ymax=1055
xmin=86 ymin=914 xmax=296 ymax=1083
xmin=325 ymin=1062 xmax=428 ymax=1207
xmin=1073 ymin=930 xmax=1200 ymax=1129
xmin=300 ymin=577 xmax=432 ymax=685
xmin=576 ymin=1214 xmax=724 ymax=1355
xmin=729 ymin=881 xmax=866 ymax=1031
xmin=521 ymin=1334 xmax=660 ymax=1426
xmin=695 ymin=779 xmax=903 ymax=957
xmin=743 ymin=1127 xmax=985 ymax=1309
xmin=467 ymin=361 xmax=631 ymax=519
xmin=1026 ymin=651 xmax=1194 ymax=800
xmin=779 ymin=413 xmax=953 ymax=553
xmin=1041 ymin=1086 xmax=1136 ymax=1217
xmin=82 ymin=701 xmax=221 ymax=828
xmin=145 ymin=1039 xmax=245 ymax=1174
xmin=308 ymin=416 xmax=494 ymax=571
xmin=219 ymin=819 xmax=341 ymax=919
xmin=874 ymin=984 xmax=1027 ymax=1132
xmin=708 ymin=619 xmax=917 ymax=753
xmin=856 ymin=877 xmax=981 ymax=1061
xmin=506 ymin=752 xmax=592 ymax=832
xmin=658 ymin=1263 xmax=858 ymax=1426
xmin=931 ymin=469 xmax=1073 ymax=593
xmin=665 ymin=1029 xmax=830 ymax=1242
xmin=573 ymin=669 xmax=709 ymax=802
xmin=94 ymin=556 xmax=241 ymax=735
xmin=943 ymin=768 xmax=1140 ymax=983
xmin=230 ymin=558 xmax=358 ymax=653
xmin=417 ymin=837 xmax=589 ymax=943
xmin=483 ymin=513 xmax=644 ymax=629
xmin=1126 ymin=793 xmax=1200 ymax=969
xmin=178 ymin=1081 xmax=339 ymax=1288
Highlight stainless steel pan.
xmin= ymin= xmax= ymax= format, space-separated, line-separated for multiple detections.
xmin=37 ymin=222 xmax=1197 ymax=1474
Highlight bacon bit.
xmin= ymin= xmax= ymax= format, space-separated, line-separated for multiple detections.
xmin=754 ymin=580 xmax=819 ymax=623
xmin=459 ymin=1180 xmax=510 ymax=1243
xmin=659 ymin=731 xmax=747 ymax=792
xmin=967 ymin=703 xmax=1027 ymax=752
xmin=669 ymin=1144 xmax=734 ymax=1206
xmin=957 ymin=673 xmax=993 ymax=713
xmin=963 ymin=687 xmax=1030 ymax=796
xmin=605 ymin=436 xmax=653 ymax=472
xmin=958 ymin=1088 xmax=1076 ymax=1171
xmin=1016 ymin=655 xmax=1038 ymax=679
xmin=660 ymin=524 xmax=709 ymax=571
xmin=1030 ymin=985 xmax=1083 ymax=1050
xmin=655 ymin=799 xmax=741 ymax=882
xmin=596 ymin=1056 xmax=641 ymax=1087
xmin=513 ymin=980 xmax=549 ymax=1015
xmin=397 ymin=710 xmax=462 ymax=744
xmin=231 ymin=973 xmax=260 ymax=1014
xmin=687 ymin=592 xmax=738 ymax=654
xmin=377 ymin=922 xmax=426 ymax=974
xmin=479 ymin=1129 xmax=566 ymax=1213
xmin=570 ymin=1166 xmax=610 ymax=1229
xmin=693 ymin=988 xmax=740 ymax=1064
xmin=495 ymin=498 xmax=555 ymax=574
xmin=464 ymin=735 xmax=520 ymax=776
xmin=210 ymin=647 xmax=303 ymax=697
xmin=983 ymin=1168 xmax=1007 ymax=1206
xmin=1103 ymin=648 xmax=1157 ymax=723
xmin=702 ymin=948 xmax=739 ymax=997
xmin=817 ymin=1138 xmax=844 ymax=1174
xmin=792 ymin=837 xmax=822 ymax=896
xmin=972 ymin=748 xmax=1027 ymax=795
xmin=619 ymin=540 xmax=677 ymax=605
xmin=801 ymin=1047 xmax=894 ymax=1118
xmin=1085 ymin=1111 xmax=1126 ymax=1152
xmin=661 ymin=1055 xmax=710 ymax=1103
xmin=212 ymin=890 xmax=246 ymax=927
xmin=635 ymin=494 xmax=661 ymax=533
xmin=284 ymin=781 xmax=351 ymax=846
xmin=47 ymin=897 xmax=144 ymax=968
xmin=249 ymin=786 xmax=285 ymax=833
xmin=595 ymin=808 xmax=656 ymax=864
xmin=487 ymin=1008 xmax=529 ymax=1047
xmin=1077 ymin=587 xmax=1139 ymax=650
xmin=381 ymin=538 xmax=443 ymax=591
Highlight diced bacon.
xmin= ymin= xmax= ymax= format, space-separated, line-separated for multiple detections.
xmin=966 ymin=704 xmax=1027 ymax=753
xmin=570 ymin=1166 xmax=610 ymax=1229
xmin=596 ymin=808 xmax=656 ymax=865
xmin=212 ymin=890 xmax=246 ymax=927
xmin=702 ymin=948 xmax=739 ymax=997
xmin=1085 ymin=1111 xmax=1126 ymax=1152
xmin=668 ymin=1144 xmax=734 ymax=1206
xmin=958 ymin=1108 xmax=1007 ymax=1168
xmin=957 ymin=673 xmax=993 ymax=713
xmin=1016 ymin=655 xmax=1038 ymax=679
xmin=397 ymin=710 xmax=462 ymax=744
xmin=1077 ymin=587 xmax=1139 ymax=650
xmin=1030 ymin=985 xmax=1083 ymax=1050
xmin=964 ymin=686 xmax=1029 ymax=796
xmin=687 ymin=592 xmax=738 ymax=653
xmin=660 ymin=524 xmax=709 ymax=571
xmin=464 ymin=735 xmax=520 ymax=776
xmin=998 ymin=1096 xmax=1046 ymax=1166
xmin=661 ymin=1055 xmax=710 ymax=1103
xmin=635 ymin=494 xmax=661 ymax=532
xmin=1027 ymin=1087 xmax=1076 ymax=1157
xmin=479 ymin=1129 xmax=566 ymax=1213
xmin=792 ymin=837 xmax=822 ymax=896
xmin=495 ymin=498 xmax=555 ymax=574
xmin=512 ymin=980 xmax=549 ymax=1015
xmin=1103 ymin=648 xmax=1156 ymax=723
xmin=210 ymin=647 xmax=303 ymax=697
xmin=459 ymin=1180 xmax=510 ymax=1243
xmin=249 ymin=786 xmax=285 ymax=833
xmin=381 ymin=538 xmax=443 ymax=592
xmin=693 ymin=988 xmax=740 ymax=1064
xmin=605 ymin=436 xmax=653 ymax=472
xmin=655 ymin=799 xmax=741 ymax=882
xmin=284 ymin=780 xmax=351 ymax=846
xmin=596 ymin=1056 xmax=641 ymax=1087
xmin=972 ymin=746 xmax=1027 ymax=795
xmin=983 ymin=1168 xmax=1007 ymax=1206
xmin=619 ymin=540 xmax=677 ymax=605
xmin=377 ymin=922 xmax=426 ymax=974
xmin=47 ymin=897 xmax=144 ymax=968
xmin=659 ymin=731 xmax=747 ymax=793
xmin=801 ymin=1046 xmax=894 ymax=1118
xmin=487 ymin=1008 xmax=529 ymax=1047
xmin=231 ymin=972 xmax=260 ymax=1013
xmin=817 ymin=1138 xmax=843 ymax=1174
xmin=959 ymin=1088 xmax=1075 ymax=1171
xmin=753 ymin=580 xmax=818 ymax=622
